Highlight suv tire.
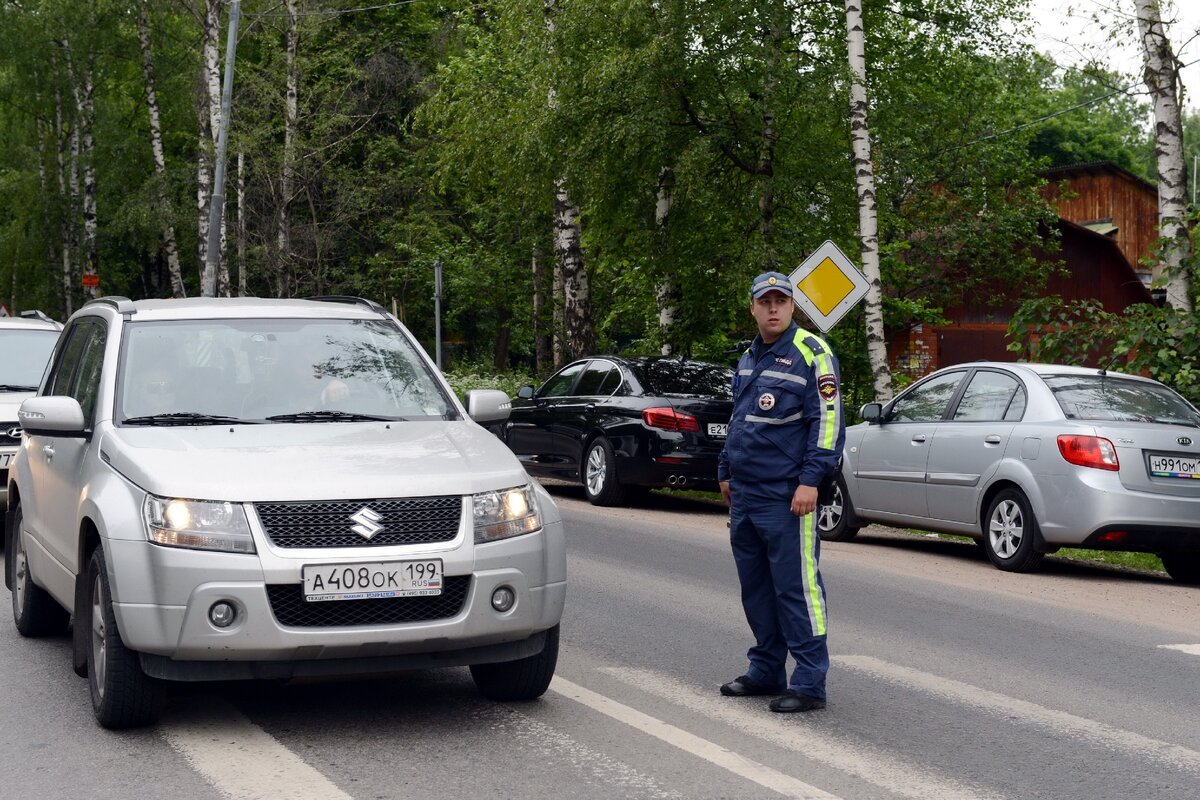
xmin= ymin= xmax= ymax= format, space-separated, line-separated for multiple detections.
xmin=86 ymin=547 xmax=165 ymax=729
xmin=470 ymin=624 xmax=559 ymax=701
xmin=10 ymin=503 xmax=70 ymax=637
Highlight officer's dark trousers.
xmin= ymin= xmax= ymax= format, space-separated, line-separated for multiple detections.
xmin=729 ymin=479 xmax=829 ymax=700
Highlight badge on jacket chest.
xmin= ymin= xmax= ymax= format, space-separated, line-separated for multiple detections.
xmin=757 ymin=392 xmax=776 ymax=411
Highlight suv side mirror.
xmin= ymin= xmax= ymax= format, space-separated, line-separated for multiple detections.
xmin=465 ymin=389 xmax=512 ymax=424
xmin=18 ymin=396 xmax=87 ymax=437
xmin=516 ymin=385 xmax=535 ymax=400
xmin=860 ymin=402 xmax=883 ymax=424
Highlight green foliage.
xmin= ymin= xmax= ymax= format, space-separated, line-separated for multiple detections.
xmin=1008 ymin=296 xmax=1200 ymax=404
xmin=441 ymin=359 xmax=536 ymax=401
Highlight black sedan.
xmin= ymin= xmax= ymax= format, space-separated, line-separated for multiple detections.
xmin=501 ymin=356 xmax=734 ymax=505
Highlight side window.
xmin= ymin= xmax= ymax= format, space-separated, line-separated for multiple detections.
xmin=888 ymin=371 xmax=965 ymax=423
xmin=953 ymin=371 xmax=1023 ymax=422
xmin=1004 ymin=387 xmax=1027 ymax=421
xmin=597 ymin=366 xmax=622 ymax=395
xmin=538 ymin=362 xmax=585 ymax=398
xmin=574 ymin=361 xmax=616 ymax=396
xmin=70 ymin=323 xmax=108 ymax=423
xmin=45 ymin=322 xmax=90 ymax=397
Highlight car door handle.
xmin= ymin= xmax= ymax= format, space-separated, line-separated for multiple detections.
xmin=984 ymin=435 xmax=1002 ymax=444
xmin=43 ymin=444 xmax=55 ymax=461
xmin=911 ymin=434 xmax=927 ymax=443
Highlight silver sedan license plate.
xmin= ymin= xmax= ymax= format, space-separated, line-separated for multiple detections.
xmin=1149 ymin=454 xmax=1200 ymax=479
xmin=707 ymin=423 xmax=728 ymax=438
xmin=302 ymin=559 xmax=443 ymax=602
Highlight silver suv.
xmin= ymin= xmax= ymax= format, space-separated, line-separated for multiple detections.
xmin=5 ymin=296 xmax=566 ymax=729
xmin=0 ymin=312 xmax=63 ymax=509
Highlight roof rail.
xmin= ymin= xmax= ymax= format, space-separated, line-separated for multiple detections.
xmin=85 ymin=296 xmax=137 ymax=315
xmin=18 ymin=309 xmax=57 ymax=324
xmin=306 ymin=295 xmax=388 ymax=316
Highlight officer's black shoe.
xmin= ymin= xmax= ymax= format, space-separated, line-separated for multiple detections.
xmin=720 ymin=675 xmax=783 ymax=697
xmin=768 ymin=691 xmax=826 ymax=713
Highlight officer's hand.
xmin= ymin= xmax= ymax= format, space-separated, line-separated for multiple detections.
xmin=719 ymin=480 xmax=731 ymax=507
xmin=791 ymin=484 xmax=818 ymax=517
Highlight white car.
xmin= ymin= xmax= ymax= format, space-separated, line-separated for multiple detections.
xmin=0 ymin=312 xmax=63 ymax=509
xmin=5 ymin=296 xmax=566 ymax=728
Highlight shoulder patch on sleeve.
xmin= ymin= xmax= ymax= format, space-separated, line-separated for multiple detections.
xmin=817 ymin=373 xmax=839 ymax=402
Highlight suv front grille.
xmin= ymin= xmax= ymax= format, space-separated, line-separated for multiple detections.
xmin=255 ymin=496 xmax=463 ymax=548
xmin=265 ymin=575 xmax=471 ymax=627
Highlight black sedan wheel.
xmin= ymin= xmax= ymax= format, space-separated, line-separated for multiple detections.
xmin=583 ymin=437 xmax=626 ymax=506
xmin=1159 ymin=552 xmax=1200 ymax=585
xmin=817 ymin=476 xmax=859 ymax=542
xmin=984 ymin=488 xmax=1044 ymax=573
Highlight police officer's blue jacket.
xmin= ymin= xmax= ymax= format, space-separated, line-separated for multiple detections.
xmin=717 ymin=322 xmax=845 ymax=488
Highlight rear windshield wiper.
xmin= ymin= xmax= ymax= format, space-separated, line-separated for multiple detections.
xmin=265 ymin=410 xmax=395 ymax=422
xmin=123 ymin=412 xmax=260 ymax=426
xmin=0 ymin=384 xmax=40 ymax=392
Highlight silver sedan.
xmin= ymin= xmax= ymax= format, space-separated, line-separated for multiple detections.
xmin=818 ymin=362 xmax=1200 ymax=583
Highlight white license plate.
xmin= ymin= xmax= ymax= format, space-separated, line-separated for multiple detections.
xmin=1149 ymin=454 xmax=1200 ymax=479
xmin=707 ymin=423 xmax=728 ymax=438
xmin=302 ymin=559 xmax=443 ymax=602
xmin=0 ymin=453 xmax=12 ymax=468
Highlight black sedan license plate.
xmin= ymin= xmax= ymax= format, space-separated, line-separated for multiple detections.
xmin=302 ymin=560 xmax=443 ymax=602
xmin=707 ymin=423 xmax=728 ymax=438
xmin=1149 ymin=454 xmax=1200 ymax=480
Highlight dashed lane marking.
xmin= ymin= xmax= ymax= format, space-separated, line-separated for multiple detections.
xmin=160 ymin=700 xmax=355 ymax=800
xmin=1158 ymin=644 xmax=1200 ymax=656
xmin=837 ymin=655 xmax=1200 ymax=773
xmin=602 ymin=666 xmax=1003 ymax=800
xmin=550 ymin=676 xmax=840 ymax=800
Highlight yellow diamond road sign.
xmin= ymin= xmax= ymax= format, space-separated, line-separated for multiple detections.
xmin=788 ymin=240 xmax=869 ymax=333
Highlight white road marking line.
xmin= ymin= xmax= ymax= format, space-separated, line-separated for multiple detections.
xmin=550 ymin=677 xmax=840 ymax=800
xmin=837 ymin=655 xmax=1200 ymax=773
xmin=160 ymin=700 xmax=353 ymax=800
xmin=1159 ymin=644 xmax=1200 ymax=656
xmin=602 ymin=666 xmax=1002 ymax=800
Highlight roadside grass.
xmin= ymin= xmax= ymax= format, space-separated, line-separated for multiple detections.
xmin=654 ymin=489 xmax=1167 ymax=575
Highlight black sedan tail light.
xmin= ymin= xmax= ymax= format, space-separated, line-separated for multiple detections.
xmin=642 ymin=407 xmax=699 ymax=432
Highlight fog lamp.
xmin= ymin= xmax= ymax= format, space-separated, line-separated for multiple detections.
xmin=491 ymin=586 xmax=516 ymax=613
xmin=209 ymin=601 xmax=237 ymax=628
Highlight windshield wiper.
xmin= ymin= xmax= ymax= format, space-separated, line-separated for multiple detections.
xmin=0 ymin=384 xmax=40 ymax=392
xmin=123 ymin=412 xmax=259 ymax=426
xmin=265 ymin=410 xmax=395 ymax=422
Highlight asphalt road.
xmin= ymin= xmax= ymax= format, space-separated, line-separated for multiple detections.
xmin=2 ymin=485 xmax=1198 ymax=800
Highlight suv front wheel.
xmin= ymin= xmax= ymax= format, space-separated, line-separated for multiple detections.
xmin=470 ymin=624 xmax=559 ymax=701
xmin=86 ymin=546 xmax=165 ymax=728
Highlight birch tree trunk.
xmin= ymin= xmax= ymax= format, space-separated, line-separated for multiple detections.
xmin=237 ymin=151 xmax=247 ymax=296
xmin=137 ymin=1 xmax=186 ymax=298
xmin=845 ymin=0 xmax=893 ymax=401
xmin=196 ymin=0 xmax=220 ymax=288
xmin=1137 ymin=0 xmax=1194 ymax=313
xmin=544 ymin=1 xmax=593 ymax=362
xmin=654 ymin=167 xmax=679 ymax=356
xmin=552 ymin=259 xmax=565 ymax=368
xmin=276 ymin=0 xmax=299 ymax=298
xmin=50 ymin=52 xmax=73 ymax=316
xmin=64 ymin=38 xmax=98 ymax=301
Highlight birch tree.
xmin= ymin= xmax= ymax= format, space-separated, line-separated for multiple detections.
xmin=1137 ymin=0 xmax=1194 ymax=313
xmin=137 ymin=0 xmax=186 ymax=298
xmin=276 ymin=0 xmax=299 ymax=298
xmin=845 ymin=0 xmax=892 ymax=402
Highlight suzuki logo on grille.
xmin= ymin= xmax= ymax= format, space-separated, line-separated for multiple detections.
xmin=349 ymin=507 xmax=384 ymax=540
xmin=1180 ymin=437 xmax=1194 ymax=447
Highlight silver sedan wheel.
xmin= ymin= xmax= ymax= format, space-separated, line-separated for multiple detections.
xmin=818 ymin=484 xmax=844 ymax=532
xmin=988 ymin=498 xmax=1025 ymax=559
xmin=91 ymin=572 xmax=108 ymax=701
xmin=585 ymin=444 xmax=607 ymax=497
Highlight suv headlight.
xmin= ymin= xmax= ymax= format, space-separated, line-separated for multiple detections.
xmin=473 ymin=484 xmax=541 ymax=543
xmin=143 ymin=495 xmax=256 ymax=554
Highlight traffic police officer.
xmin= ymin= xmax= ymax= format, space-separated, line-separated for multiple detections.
xmin=717 ymin=271 xmax=846 ymax=712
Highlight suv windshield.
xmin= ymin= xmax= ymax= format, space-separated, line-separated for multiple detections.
xmin=117 ymin=318 xmax=454 ymax=423
xmin=0 ymin=329 xmax=60 ymax=390
xmin=636 ymin=360 xmax=734 ymax=399
xmin=1045 ymin=374 xmax=1200 ymax=427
